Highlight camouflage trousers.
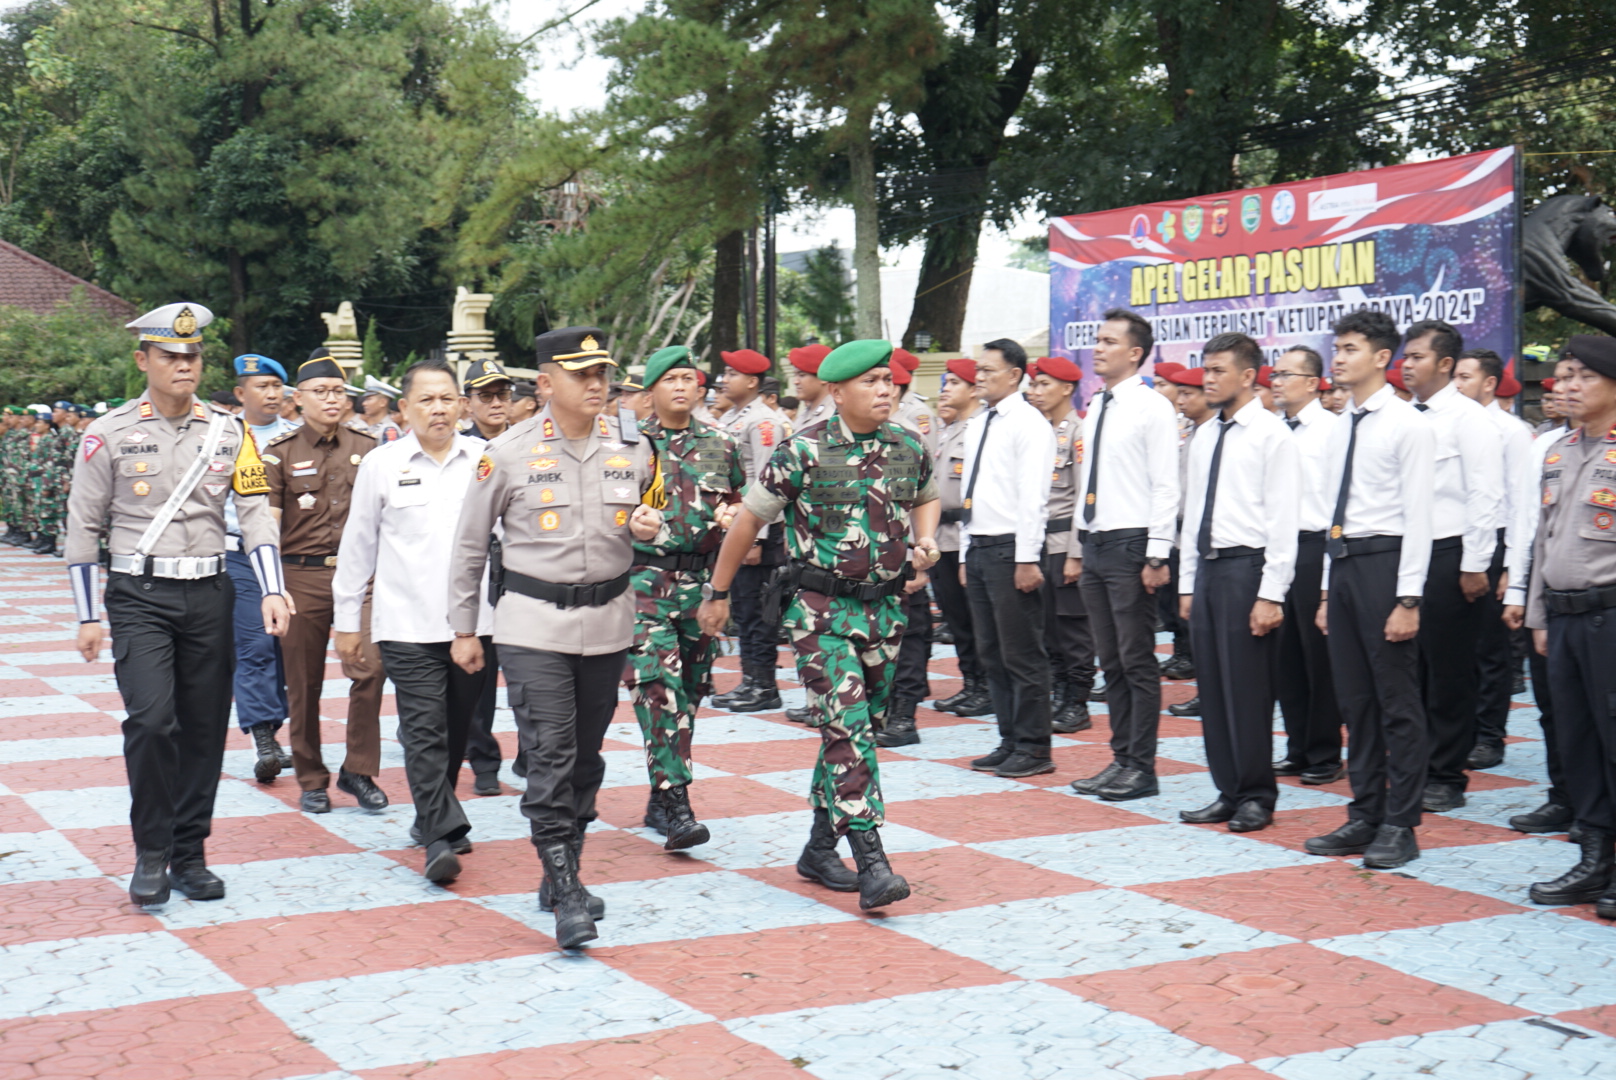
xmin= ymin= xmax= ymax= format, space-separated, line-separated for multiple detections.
xmin=27 ymin=471 xmax=64 ymax=533
xmin=624 ymin=567 xmax=716 ymax=789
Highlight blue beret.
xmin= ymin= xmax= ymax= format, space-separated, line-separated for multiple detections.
xmin=235 ymin=353 xmax=289 ymax=382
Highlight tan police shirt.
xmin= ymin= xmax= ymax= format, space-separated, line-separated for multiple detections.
xmin=718 ymin=395 xmax=786 ymax=537
xmin=65 ymin=394 xmax=276 ymax=564
xmin=1046 ymin=411 xmax=1083 ymax=557
xmin=936 ymin=417 xmax=972 ymax=553
xmin=449 ymin=405 xmax=660 ymax=654
xmin=1525 ymin=423 xmax=1616 ymax=629
xmin=895 ymin=392 xmax=937 ymax=454
xmin=796 ymin=395 xmax=835 ymax=432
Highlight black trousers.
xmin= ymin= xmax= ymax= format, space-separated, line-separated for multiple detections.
xmin=1043 ymin=551 xmax=1096 ymax=692
xmin=1080 ymin=531 xmax=1159 ymax=772
xmin=1546 ymin=609 xmax=1616 ymax=833
xmin=1326 ymin=548 xmax=1427 ymax=828
xmin=1529 ymin=643 xmax=1569 ymax=806
xmin=1419 ymin=539 xmax=1484 ymax=791
xmin=933 ymin=550 xmax=982 ymax=682
xmin=1191 ymin=553 xmax=1279 ymax=809
xmin=1159 ymin=544 xmax=1191 ymax=657
xmin=464 ymin=639 xmax=502 ymax=776
xmin=892 ymin=585 xmax=932 ymax=704
xmin=965 ymin=540 xmax=1051 ymax=751
xmin=1473 ymin=530 xmax=1513 ymax=745
xmin=502 ymin=645 xmax=625 ymax=847
xmin=731 ymin=534 xmax=784 ymax=671
xmin=106 ymin=571 xmax=235 ymax=861
xmin=379 ymin=639 xmax=487 ymax=846
xmin=1277 ymin=533 xmax=1342 ymax=770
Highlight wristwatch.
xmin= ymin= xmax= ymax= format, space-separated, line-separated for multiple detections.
xmin=1396 ymin=595 xmax=1422 ymax=609
xmin=1146 ymin=557 xmax=1168 ymax=570
xmin=702 ymin=583 xmax=729 ymax=601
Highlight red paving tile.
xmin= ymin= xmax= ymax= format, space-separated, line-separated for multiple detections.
xmin=1153 ymin=1067 xmax=1286 ymax=1080
xmin=0 ymin=756 xmax=130 ymax=793
xmin=379 ymin=830 xmax=717 ymax=898
xmin=0 ymin=713 xmax=118 ymax=741
xmin=691 ymin=739 xmax=820 ymax=776
xmin=0 ymin=677 xmax=61 ymax=697
xmin=1238 ymin=805 xmax=1526 ymax=856
xmin=1464 ymin=770 xmax=1535 ymax=791
xmin=6 ymin=662 xmax=115 ymax=678
xmin=177 ymin=900 xmax=547 ymax=987
xmin=593 ymin=921 xmax=1011 ymax=1019
xmin=889 ymin=788 xmax=1157 ymax=844
xmin=0 ymin=877 xmax=162 ymax=946
xmin=1055 ymin=943 xmax=1529 ymax=1061
xmin=1134 ymin=860 xmax=1524 ymax=939
xmin=62 ymin=813 xmax=359 ymax=875
xmin=1556 ymin=1003 xmax=1616 ymax=1038
xmin=0 ymin=991 xmax=337 ymax=1079
xmin=69 ymin=691 xmax=125 ymax=713
xmin=0 ymin=794 xmax=51 ymax=833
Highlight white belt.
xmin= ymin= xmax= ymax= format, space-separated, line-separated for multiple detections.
xmin=109 ymin=554 xmax=224 ymax=579
xmin=225 ymin=534 xmax=242 ymax=552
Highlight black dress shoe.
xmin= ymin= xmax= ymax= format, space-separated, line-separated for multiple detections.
xmin=1304 ymin=819 xmax=1379 ymax=856
xmin=300 ymin=789 xmax=331 ymax=814
xmin=931 ymin=686 xmax=969 ymax=713
xmin=1299 ymin=763 xmax=1346 ymax=785
xmin=1088 ymin=682 xmax=1108 ymax=703
xmin=1511 ymin=801 xmax=1574 ymax=834
xmin=1095 ymin=768 xmax=1159 ymax=801
xmin=971 ymin=744 xmax=1014 ymax=772
xmin=338 ymin=768 xmax=389 ymax=812
xmin=129 ymin=847 xmax=171 ymax=906
xmin=168 ymin=860 xmax=226 ymax=901
xmin=423 ymin=839 xmax=462 ymax=883
xmin=1070 ymin=762 xmax=1123 ymax=795
xmin=409 ymin=825 xmax=472 ymax=854
xmin=1272 ymin=758 xmax=1306 ymax=776
xmin=1159 ymin=654 xmax=1196 ymax=680
xmin=1167 ymin=696 xmax=1201 ymax=718
xmin=1598 ymin=888 xmax=1616 ymax=920
xmin=1465 ymin=741 xmax=1505 ymax=770
xmin=784 ymin=706 xmax=814 ymax=724
xmin=1422 ymin=784 xmax=1466 ymax=813
xmin=950 ymin=680 xmax=995 ymax=717
xmin=1363 ymin=824 xmax=1419 ymax=869
xmin=995 ymin=751 xmax=1055 ymax=778
xmin=473 ymin=772 xmax=502 ymax=796
xmin=1228 ymin=802 xmax=1273 ymax=833
xmin=1051 ymin=700 xmax=1092 ymax=734
xmin=1528 ymin=829 xmax=1612 ymax=905
xmin=1179 ymin=798 xmax=1237 ymax=824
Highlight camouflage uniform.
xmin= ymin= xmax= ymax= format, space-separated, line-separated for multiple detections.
xmin=625 ymin=415 xmax=744 ymax=788
xmin=1 ymin=424 xmax=30 ymax=532
xmin=33 ymin=423 xmax=77 ymax=537
xmin=741 ymin=415 xmax=938 ymax=833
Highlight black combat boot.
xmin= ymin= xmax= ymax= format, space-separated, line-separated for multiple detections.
xmin=539 ymin=827 xmax=606 ymax=919
xmin=1510 ymin=801 xmax=1573 ymax=834
xmin=167 ymin=856 xmax=226 ymax=900
xmin=950 ymin=677 xmax=994 ymax=717
xmin=643 ymin=787 xmax=669 ymax=835
xmin=727 ymin=667 xmax=782 ymax=711
xmin=32 ymin=532 xmax=56 ymax=555
xmin=660 ymin=784 xmax=711 ymax=850
xmin=931 ymin=681 xmax=971 ymax=713
xmin=784 ymin=706 xmax=815 ymax=724
xmin=709 ymin=664 xmax=757 ymax=709
xmin=875 ymin=697 xmax=920 ymax=747
xmin=538 ymin=841 xmax=598 ymax=948
xmin=248 ymin=722 xmax=283 ymax=783
xmin=1529 ymin=827 xmax=1614 ymax=906
xmin=1050 ymin=677 xmax=1071 ymax=719
xmin=847 ymin=827 xmax=910 ymax=910
xmin=795 ymin=808 xmax=859 ymax=891
xmin=129 ymin=847 xmax=171 ymax=906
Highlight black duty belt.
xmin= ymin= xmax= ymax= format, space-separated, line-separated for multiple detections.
xmin=283 ymin=554 xmax=339 ymax=568
xmin=1045 ymin=516 xmax=1073 ymax=534
xmin=635 ymin=550 xmax=716 ymax=572
xmin=1544 ymin=584 xmax=1616 ymax=616
xmin=969 ymin=533 xmax=1016 ymax=548
xmin=501 ymin=568 xmax=632 ymax=609
xmin=1203 ymin=545 xmax=1264 ymax=560
xmin=939 ymin=508 xmax=963 ymax=525
xmin=1333 ymin=535 xmax=1402 ymax=558
xmin=792 ymin=560 xmax=912 ymax=602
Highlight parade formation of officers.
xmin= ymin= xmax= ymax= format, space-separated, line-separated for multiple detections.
xmin=49 ymin=295 xmax=1616 ymax=949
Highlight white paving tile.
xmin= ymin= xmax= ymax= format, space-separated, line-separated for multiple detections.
xmin=750 ymin=758 xmax=1028 ymax=803
xmin=0 ymin=613 xmax=49 ymax=626
xmin=0 ymin=734 xmax=125 ymax=765
xmin=881 ymin=888 xmax=1295 ymax=979
xmin=15 ymin=604 xmax=77 ymax=616
xmin=0 ymin=631 xmax=81 ymax=644
xmin=24 ymin=778 xmax=292 ymax=831
xmin=1258 ymin=1018 xmax=1616 ymax=1080
xmin=0 ymin=829 xmax=105 ymax=884
xmin=597 ymin=749 xmax=727 ymax=788
xmin=877 ymin=721 xmax=1015 ymax=762
xmin=645 ymin=809 xmax=953 ymax=871
xmin=1397 ymin=836 xmax=1584 ymax=906
xmin=1155 ymin=736 xmax=1212 ymax=767
xmin=38 ymin=673 xmax=120 ymax=696
xmin=975 ymin=822 xmax=1313 ymax=886
xmin=1437 ymin=786 xmax=1554 ymax=831
xmin=1483 ymin=741 xmax=1551 ymax=786
xmin=0 ymin=694 xmax=99 ymax=718
xmin=1054 ymin=770 xmax=1349 ymax=821
xmin=0 ymin=931 xmax=241 ymax=1018
xmin=256 ymin=952 xmax=711 ymax=1071
xmin=0 ymin=650 xmax=102 ymax=666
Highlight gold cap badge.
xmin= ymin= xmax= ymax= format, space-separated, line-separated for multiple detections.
xmin=581 ymin=334 xmax=599 ymax=352
xmin=173 ymin=307 xmax=198 ymax=337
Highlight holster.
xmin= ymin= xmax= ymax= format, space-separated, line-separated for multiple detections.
xmin=760 ymin=563 xmax=797 ymax=642
xmin=486 ymin=535 xmax=504 ymax=607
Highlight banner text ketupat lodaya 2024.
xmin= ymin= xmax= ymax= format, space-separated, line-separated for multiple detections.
xmin=1047 ymin=146 xmax=1519 ymax=402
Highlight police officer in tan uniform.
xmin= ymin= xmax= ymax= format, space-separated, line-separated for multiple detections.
xmin=66 ymin=303 xmax=292 ymax=907
xmin=790 ymin=344 xmax=835 ymax=431
xmin=928 ymin=358 xmax=992 ymax=718
xmin=449 ymin=326 xmax=665 ymax=950
xmin=891 ymin=347 xmax=937 ymax=454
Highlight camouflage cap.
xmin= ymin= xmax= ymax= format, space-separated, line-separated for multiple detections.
xmin=644 ymin=345 xmax=695 ymax=387
xmin=818 ymin=340 xmax=893 ymax=384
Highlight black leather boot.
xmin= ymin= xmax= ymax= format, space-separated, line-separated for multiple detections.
xmin=727 ymin=669 xmax=782 ymax=711
xmin=1511 ymin=801 xmax=1574 ymax=834
xmin=1050 ymin=677 xmax=1071 ymax=719
xmin=538 ymin=841 xmax=598 ymax=948
xmin=249 ymin=722 xmax=283 ymax=783
xmin=643 ymin=788 xmax=669 ymax=835
xmin=795 ymin=808 xmax=859 ymax=891
xmin=931 ymin=683 xmax=970 ymax=713
xmin=1529 ymin=828 xmax=1613 ymax=906
xmin=660 ymin=784 xmax=711 ymax=850
xmin=1363 ymin=824 xmax=1419 ymax=869
xmin=1052 ymin=688 xmax=1092 ymax=733
xmin=875 ymin=697 xmax=920 ymax=747
xmin=167 ymin=857 xmax=225 ymax=900
xmin=847 ymin=827 xmax=910 ymax=910
xmin=32 ymin=532 xmax=56 ymax=555
xmin=950 ymin=678 xmax=994 ymax=718
xmin=539 ymin=829 xmax=606 ymax=919
xmin=1160 ymin=651 xmax=1195 ymax=680
xmin=709 ymin=664 xmax=756 ymax=709
xmin=129 ymin=847 xmax=171 ymax=906
xmin=784 ymin=706 xmax=815 ymax=724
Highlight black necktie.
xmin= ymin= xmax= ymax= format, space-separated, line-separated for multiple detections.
xmin=1414 ymin=402 xmax=1429 ymax=412
xmin=1326 ymin=409 xmax=1369 ymax=558
xmin=1082 ymin=390 xmax=1114 ymax=524
xmin=960 ymin=407 xmax=997 ymax=526
xmin=1286 ymin=417 xmax=1300 ymax=430
xmin=1197 ymin=419 xmax=1235 ymax=559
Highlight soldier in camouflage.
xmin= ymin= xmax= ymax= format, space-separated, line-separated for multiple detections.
xmin=700 ymin=339 xmax=941 ymax=910
xmin=0 ymin=409 xmax=26 ymax=544
xmin=627 ymin=346 xmax=745 ymax=850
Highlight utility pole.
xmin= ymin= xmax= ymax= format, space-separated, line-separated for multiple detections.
xmin=763 ymin=192 xmax=778 ymax=364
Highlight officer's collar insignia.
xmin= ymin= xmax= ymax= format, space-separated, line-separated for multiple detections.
xmin=542 ymin=418 xmax=556 ymax=439
xmin=581 ymin=334 xmax=599 ymax=352
xmin=173 ymin=308 xmax=198 ymax=338
xmin=138 ymin=401 xmax=154 ymax=419
xmin=597 ymin=415 xmax=610 ymax=438
xmin=192 ymin=402 xmax=208 ymax=420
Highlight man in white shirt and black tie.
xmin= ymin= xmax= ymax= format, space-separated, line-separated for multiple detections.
xmin=1401 ymin=320 xmax=1504 ymax=814
xmin=1177 ymin=333 xmax=1299 ymax=833
xmin=959 ymin=338 xmax=1058 ymax=778
xmin=1306 ymin=310 xmax=1434 ymax=869
xmin=1271 ymin=345 xmax=1345 ymax=785
xmin=1068 ymin=309 xmax=1181 ymax=802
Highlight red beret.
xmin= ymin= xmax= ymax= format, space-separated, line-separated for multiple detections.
xmin=1318 ymin=377 xmax=1332 ymax=391
xmin=891 ymin=362 xmax=912 ymax=385
xmin=788 ymin=344 xmax=831 ymax=374
xmin=1497 ymin=370 xmax=1522 ymax=397
xmin=720 ymin=349 xmax=771 ymax=375
xmin=1032 ymin=356 xmax=1082 ymax=383
xmin=1542 ymin=377 xmax=1556 ymax=392
xmin=1168 ymin=367 xmax=1204 ymax=387
xmin=1153 ymin=361 xmax=1184 ymax=379
xmin=945 ymin=358 xmax=978 ymax=384
xmin=1386 ymin=362 xmax=1407 ymax=390
xmin=696 ymin=370 xmax=707 ymax=386
xmin=1256 ymin=365 xmax=1274 ymax=389
xmin=891 ymin=347 xmax=921 ymax=372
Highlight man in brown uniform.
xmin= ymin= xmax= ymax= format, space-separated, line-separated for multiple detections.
xmin=261 ymin=349 xmax=386 ymax=814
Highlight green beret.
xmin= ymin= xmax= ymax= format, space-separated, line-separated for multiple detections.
xmin=817 ymin=339 xmax=893 ymax=383
xmin=643 ymin=345 xmax=695 ymax=388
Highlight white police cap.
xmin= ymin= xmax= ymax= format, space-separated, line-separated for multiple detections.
xmin=126 ymin=302 xmax=214 ymax=353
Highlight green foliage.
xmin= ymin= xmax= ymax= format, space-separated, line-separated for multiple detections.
xmin=794 ymin=245 xmax=856 ymax=343
xmin=0 ymin=293 xmax=179 ymax=403
xmin=362 ymin=318 xmax=385 ymax=377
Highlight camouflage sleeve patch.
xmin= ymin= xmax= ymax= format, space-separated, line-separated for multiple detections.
xmin=233 ymin=423 xmax=270 ymax=496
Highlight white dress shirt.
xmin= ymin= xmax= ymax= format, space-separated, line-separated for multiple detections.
xmin=1504 ymin=426 xmax=1572 ymax=607
xmin=334 ymin=432 xmax=493 ymax=642
xmin=1076 ymin=373 xmax=1181 ymax=558
xmin=1285 ymin=398 xmax=1337 ymax=533
xmin=1485 ymin=401 xmax=1534 ymax=535
xmin=1179 ymin=397 xmax=1300 ymax=603
xmin=1322 ymin=384 xmax=1435 ymax=596
xmin=958 ymin=391 xmax=1055 ymax=563
xmin=1414 ymin=382 xmax=1503 ymax=572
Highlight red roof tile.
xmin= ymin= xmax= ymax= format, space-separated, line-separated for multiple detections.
xmin=0 ymin=239 xmax=135 ymax=321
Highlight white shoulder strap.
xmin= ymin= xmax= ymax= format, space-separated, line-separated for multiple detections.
xmin=134 ymin=409 xmax=231 ymax=557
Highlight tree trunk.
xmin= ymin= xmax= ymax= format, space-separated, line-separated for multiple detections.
xmin=227 ymin=248 xmax=249 ymax=354
xmin=846 ymin=105 xmax=883 ymax=339
xmin=712 ymin=229 xmax=745 ymax=355
xmin=902 ymin=192 xmax=986 ymax=351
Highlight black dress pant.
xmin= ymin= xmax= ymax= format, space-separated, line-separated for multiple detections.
xmin=379 ymin=639 xmax=487 ymax=846
xmin=1043 ymin=550 xmax=1096 ymax=692
xmin=1473 ymin=530 xmax=1512 ymax=745
xmin=892 ymin=585 xmax=932 ymax=704
xmin=1191 ymin=553 xmax=1279 ymax=810
xmin=933 ymin=550 xmax=982 ymax=682
xmin=1545 ymin=609 xmax=1616 ymax=833
xmin=1277 ymin=533 xmax=1342 ymax=770
xmin=1529 ymin=642 xmax=1569 ymax=806
xmin=106 ymin=571 xmax=235 ymax=861
xmin=731 ymin=534 xmax=785 ymax=671
xmin=1080 ymin=530 xmax=1159 ymax=773
xmin=965 ymin=539 xmax=1051 ymax=752
xmin=1420 ymin=539 xmax=1484 ymax=791
xmin=463 ymin=639 xmax=503 ymax=776
xmin=1326 ymin=547 xmax=1427 ymax=828
xmin=502 ymin=645 xmax=625 ymax=847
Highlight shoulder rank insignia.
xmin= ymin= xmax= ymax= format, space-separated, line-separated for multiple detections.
xmin=542 ymin=418 xmax=556 ymax=439
xmin=138 ymin=401 xmax=154 ymax=420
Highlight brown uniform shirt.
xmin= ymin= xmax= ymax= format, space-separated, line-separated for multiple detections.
xmin=1526 ymin=423 xmax=1616 ymax=628
xmin=262 ymin=423 xmax=378 ymax=556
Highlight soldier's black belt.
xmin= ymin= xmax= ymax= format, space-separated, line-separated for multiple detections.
xmin=790 ymin=561 xmax=912 ymax=602
xmin=635 ymin=551 xmax=716 ymax=572
xmin=501 ymin=568 xmax=632 ymax=609
xmin=939 ymin=508 xmax=963 ymax=525
xmin=1203 ymin=545 xmax=1263 ymax=561
xmin=283 ymin=554 xmax=339 ymax=568
xmin=1333 ymin=535 xmax=1402 ymax=558
xmin=1045 ymin=516 xmax=1073 ymax=534
xmin=1298 ymin=530 xmax=1327 ymax=542
xmin=1544 ymin=584 xmax=1616 ymax=615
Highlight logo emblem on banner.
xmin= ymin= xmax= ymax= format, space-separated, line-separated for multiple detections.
xmin=1129 ymin=213 xmax=1150 ymax=249
xmin=1211 ymin=201 xmax=1230 ymax=237
xmin=1272 ymin=189 xmax=1296 ymax=225
xmin=1241 ymin=194 xmax=1262 ymax=233
xmin=1183 ymin=205 xmax=1203 ymax=242
xmin=1157 ymin=211 xmax=1176 ymax=244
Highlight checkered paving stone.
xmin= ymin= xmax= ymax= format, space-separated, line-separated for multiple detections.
xmin=1 ymin=549 xmax=1614 ymax=1079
